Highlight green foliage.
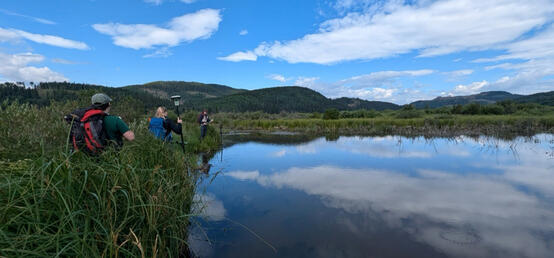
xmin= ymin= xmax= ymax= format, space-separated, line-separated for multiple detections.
xmin=124 ymin=81 xmax=245 ymax=106
xmin=451 ymin=104 xmax=463 ymax=114
xmin=411 ymin=91 xmax=522 ymax=108
xmin=462 ymin=103 xmax=482 ymax=115
xmin=515 ymin=91 xmax=554 ymax=106
xmin=0 ymin=135 xmax=196 ymax=257
xmin=481 ymin=104 xmax=504 ymax=115
xmin=323 ymin=108 xmax=340 ymax=120
xmin=0 ymin=102 xmax=222 ymax=257
xmin=191 ymin=86 xmax=400 ymax=113
xmin=0 ymin=82 xmax=167 ymax=116
xmin=339 ymin=109 xmax=381 ymax=119
xmin=395 ymin=109 xmax=424 ymax=119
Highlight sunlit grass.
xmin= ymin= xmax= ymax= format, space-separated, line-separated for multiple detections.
xmin=0 ymin=102 xmax=221 ymax=257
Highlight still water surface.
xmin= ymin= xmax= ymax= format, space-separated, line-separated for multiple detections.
xmin=190 ymin=134 xmax=554 ymax=258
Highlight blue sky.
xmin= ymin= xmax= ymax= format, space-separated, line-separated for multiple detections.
xmin=1 ymin=0 xmax=553 ymax=104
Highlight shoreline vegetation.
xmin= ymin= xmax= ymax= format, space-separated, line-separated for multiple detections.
xmin=1 ymin=97 xmax=553 ymax=256
xmin=0 ymin=102 xmax=221 ymax=257
xmin=212 ymin=103 xmax=554 ymax=138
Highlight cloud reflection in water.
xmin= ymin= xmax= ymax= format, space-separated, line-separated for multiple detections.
xmin=225 ymin=136 xmax=554 ymax=258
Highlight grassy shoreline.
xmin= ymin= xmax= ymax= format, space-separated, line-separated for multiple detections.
xmin=0 ymin=102 xmax=221 ymax=257
xmin=216 ymin=115 xmax=554 ymax=137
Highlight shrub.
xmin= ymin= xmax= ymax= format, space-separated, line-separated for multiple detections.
xmin=323 ymin=108 xmax=340 ymax=120
xmin=395 ymin=109 xmax=424 ymax=119
xmin=481 ymin=104 xmax=504 ymax=115
xmin=451 ymin=104 xmax=463 ymax=114
xmin=462 ymin=103 xmax=481 ymax=115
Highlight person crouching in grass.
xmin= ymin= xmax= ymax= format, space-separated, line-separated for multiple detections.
xmin=148 ymin=106 xmax=183 ymax=142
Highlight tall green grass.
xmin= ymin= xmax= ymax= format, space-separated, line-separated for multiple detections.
xmin=218 ymin=115 xmax=554 ymax=137
xmin=0 ymin=102 xmax=221 ymax=257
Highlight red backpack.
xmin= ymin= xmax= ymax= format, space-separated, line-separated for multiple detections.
xmin=64 ymin=107 xmax=107 ymax=155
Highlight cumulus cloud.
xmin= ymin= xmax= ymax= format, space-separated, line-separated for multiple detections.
xmin=217 ymin=51 xmax=257 ymax=62
xmin=0 ymin=52 xmax=68 ymax=82
xmin=0 ymin=27 xmax=89 ymax=50
xmin=93 ymin=9 xmax=221 ymax=50
xmin=221 ymin=0 xmax=554 ymax=64
xmin=294 ymin=70 xmax=434 ymax=103
xmin=239 ymin=29 xmax=248 ymax=36
xmin=452 ymin=80 xmax=489 ymax=95
xmin=266 ymin=74 xmax=287 ymax=82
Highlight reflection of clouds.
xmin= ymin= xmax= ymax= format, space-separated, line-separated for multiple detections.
xmin=193 ymin=193 xmax=226 ymax=221
xmin=295 ymin=137 xmax=442 ymax=158
xmin=270 ymin=149 xmax=287 ymax=157
xmin=227 ymin=170 xmax=260 ymax=181
xmin=226 ymin=162 xmax=554 ymax=257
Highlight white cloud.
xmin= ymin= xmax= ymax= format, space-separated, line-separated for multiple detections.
xmin=294 ymin=70 xmax=434 ymax=103
xmin=51 ymin=58 xmax=81 ymax=65
xmin=239 ymin=29 xmax=248 ymax=36
xmin=0 ymin=27 xmax=89 ymax=50
xmin=452 ymin=80 xmax=489 ymax=95
xmin=294 ymin=76 xmax=319 ymax=87
xmin=0 ymin=8 xmax=56 ymax=25
xmin=222 ymin=0 xmax=554 ymax=64
xmin=443 ymin=69 xmax=474 ymax=81
xmin=217 ymin=51 xmax=257 ymax=62
xmin=0 ymin=52 xmax=68 ymax=82
xmin=445 ymin=69 xmax=473 ymax=77
xmin=93 ymin=9 xmax=221 ymax=49
xmin=462 ymin=24 xmax=554 ymax=95
xmin=143 ymin=47 xmax=173 ymax=58
xmin=267 ymin=74 xmax=287 ymax=82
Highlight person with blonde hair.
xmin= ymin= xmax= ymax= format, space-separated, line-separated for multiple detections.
xmin=148 ymin=106 xmax=182 ymax=141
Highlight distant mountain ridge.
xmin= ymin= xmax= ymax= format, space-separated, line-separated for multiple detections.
xmin=123 ymin=81 xmax=246 ymax=103
xmin=183 ymin=86 xmax=400 ymax=113
xmin=410 ymin=91 xmax=524 ymax=108
xmin=2 ymin=81 xmax=553 ymax=113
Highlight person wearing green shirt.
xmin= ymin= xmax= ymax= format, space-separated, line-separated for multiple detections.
xmin=91 ymin=93 xmax=135 ymax=146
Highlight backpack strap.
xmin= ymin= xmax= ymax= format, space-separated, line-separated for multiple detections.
xmin=81 ymin=109 xmax=105 ymax=122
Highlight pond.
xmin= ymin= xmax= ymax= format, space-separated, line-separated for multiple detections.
xmin=189 ymin=134 xmax=554 ymax=258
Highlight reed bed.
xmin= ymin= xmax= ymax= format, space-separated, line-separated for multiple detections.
xmin=218 ymin=115 xmax=554 ymax=137
xmin=0 ymin=102 xmax=221 ymax=257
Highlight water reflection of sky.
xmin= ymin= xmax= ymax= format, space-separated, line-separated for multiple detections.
xmin=191 ymin=134 xmax=554 ymax=258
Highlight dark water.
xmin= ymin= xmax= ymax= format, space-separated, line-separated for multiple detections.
xmin=189 ymin=134 xmax=554 ymax=258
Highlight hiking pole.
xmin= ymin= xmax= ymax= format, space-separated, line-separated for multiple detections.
xmin=171 ymin=95 xmax=186 ymax=154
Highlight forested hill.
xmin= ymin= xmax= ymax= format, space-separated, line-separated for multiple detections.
xmin=123 ymin=81 xmax=246 ymax=103
xmin=410 ymin=91 xmax=523 ymax=108
xmin=0 ymin=82 xmax=166 ymax=109
xmin=514 ymin=91 xmax=554 ymax=106
xmin=2 ymin=81 xmax=553 ymax=113
xmin=185 ymin=86 xmax=400 ymax=113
